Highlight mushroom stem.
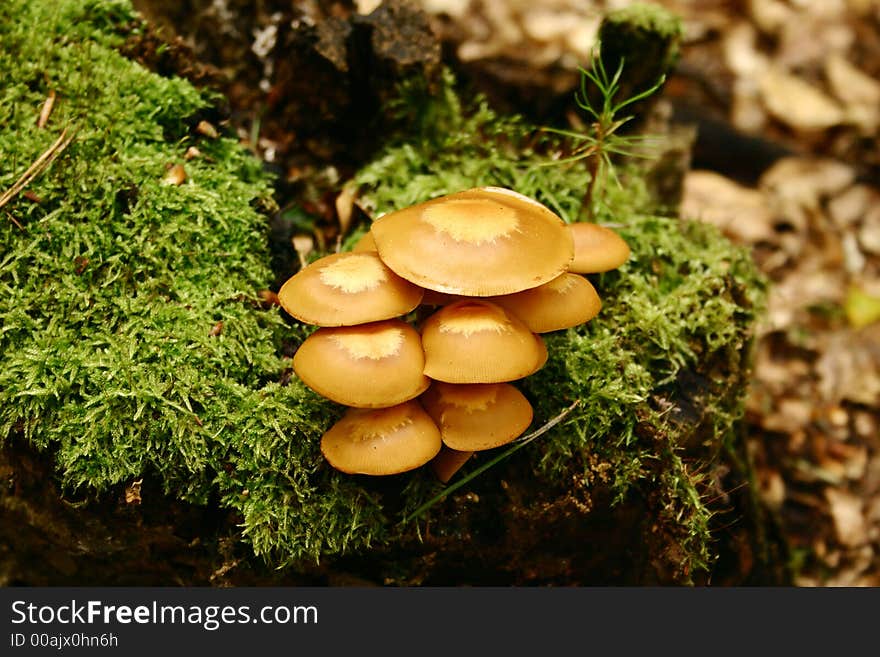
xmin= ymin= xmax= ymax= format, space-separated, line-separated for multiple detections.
xmin=430 ymin=447 xmax=474 ymax=483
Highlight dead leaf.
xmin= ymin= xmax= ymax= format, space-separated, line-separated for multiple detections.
xmin=764 ymin=265 xmax=846 ymax=330
xmin=681 ymin=170 xmax=777 ymax=243
xmin=825 ymin=53 xmax=880 ymax=132
xmin=824 ymin=487 xmax=868 ymax=547
xmin=747 ymin=0 xmax=793 ymax=36
xmin=762 ymin=396 xmax=814 ymax=433
xmin=759 ymin=67 xmax=845 ymax=132
xmin=858 ymin=206 xmax=880 ymax=255
xmin=815 ymin=326 xmax=880 ymax=404
xmin=760 ymin=157 xmax=856 ymax=210
xmin=828 ymin=185 xmax=877 ymax=229
xmin=724 ymin=21 xmax=766 ymax=77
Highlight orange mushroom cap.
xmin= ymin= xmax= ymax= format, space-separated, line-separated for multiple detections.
xmin=420 ymin=381 xmax=534 ymax=451
xmin=568 ymin=222 xmax=631 ymax=274
xmin=488 ymin=272 xmax=602 ymax=333
xmin=370 ymin=187 xmax=574 ymax=296
xmin=321 ymin=401 xmax=442 ymax=475
xmin=278 ymin=251 xmax=423 ymax=326
xmin=351 ymin=230 xmax=377 ymax=252
xmin=420 ymin=299 xmax=547 ymax=383
xmin=293 ymin=319 xmax=430 ymax=408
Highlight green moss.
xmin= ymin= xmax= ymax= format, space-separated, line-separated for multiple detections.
xmin=601 ymin=2 xmax=684 ymax=41
xmin=0 ymin=0 xmax=382 ymax=565
xmin=1 ymin=0 xmax=767 ymax=579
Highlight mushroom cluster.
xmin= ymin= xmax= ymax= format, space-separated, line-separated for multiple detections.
xmin=278 ymin=187 xmax=630 ymax=481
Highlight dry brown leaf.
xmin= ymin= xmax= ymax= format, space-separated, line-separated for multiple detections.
xmin=858 ymin=206 xmax=880 ymax=255
xmin=775 ymin=10 xmax=853 ymax=70
xmin=867 ymin=496 xmax=880 ymax=532
xmin=815 ymin=326 xmax=880 ymax=405
xmin=759 ymin=67 xmax=846 ymax=132
xmin=760 ymin=157 xmax=856 ymax=209
xmin=419 ymin=0 xmax=471 ymax=19
xmin=822 ymin=545 xmax=875 ymax=585
xmin=758 ymin=468 xmax=787 ymax=509
xmin=825 ymin=441 xmax=869 ymax=481
xmin=681 ymin=170 xmax=777 ymax=243
xmin=824 ymin=487 xmax=869 ymax=547
xmin=825 ymin=53 xmax=880 ymax=132
xmin=753 ymin=341 xmax=811 ymax=386
xmin=765 ymin=266 xmax=847 ymax=329
xmin=748 ymin=0 xmax=795 ymax=34
xmin=828 ymin=184 xmax=877 ymax=228
xmin=724 ymin=21 xmax=766 ymax=77
xmin=761 ymin=396 xmax=814 ymax=433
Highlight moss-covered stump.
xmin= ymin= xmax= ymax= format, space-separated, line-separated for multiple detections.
xmin=1 ymin=0 xmax=780 ymax=585
xmin=0 ymin=0 xmax=378 ymax=584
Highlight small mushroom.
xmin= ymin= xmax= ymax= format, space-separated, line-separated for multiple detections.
xmin=430 ymin=446 xmax=474 ymax=483
xmin=293 ymin=319 xmax=430 ymax=408
xmin=488 ymin=272 xmax=602 ymax=333
xmin=277 ymin=251 xmax=423 ymax=326
xmin=567 ymin=222 xmax=631 ymax=273
xmin=420 ymin=299 xmax=547 ymax=383
xmin=351 ymin=230 xmax=377 ymax=252
xmin=370 ymin=186 xmax=574 ymax=296
xmin=420 ymin=381 xmax=534 ymax=451
xmin=320 ymin=400 xmax=442 ymax=475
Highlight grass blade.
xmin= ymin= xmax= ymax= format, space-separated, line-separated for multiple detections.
xmin=403 ymin=399 xmax=581 ymax=524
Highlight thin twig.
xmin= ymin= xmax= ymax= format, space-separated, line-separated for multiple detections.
xmin=0 ymin=128 xmax=74 ymax=224
xmin=403 ymin=399 xmax=582 ymax=524
xmin=2 ymin=212 xmax=24 ymax=230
